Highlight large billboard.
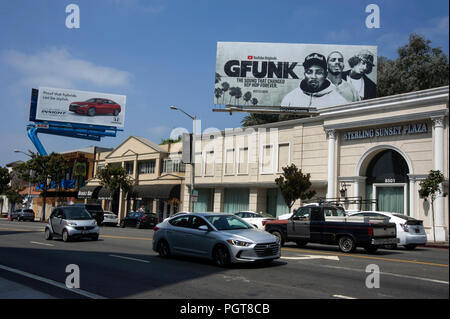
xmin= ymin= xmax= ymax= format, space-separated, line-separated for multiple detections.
xmin=215 ymin=42 xmax=377 ymax=110
xmin=35 ymin=87 xmax=126 ymax=127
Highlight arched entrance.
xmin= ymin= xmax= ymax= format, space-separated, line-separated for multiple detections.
xmin=362 ymin=149 xmax=410 ymax=214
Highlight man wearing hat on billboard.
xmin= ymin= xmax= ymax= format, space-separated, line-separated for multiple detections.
xmin=327 ymin=51 xmax=361 ymax=102
xmin=342 ymin=49 xmax=377 ymax=100
xmin=281 ymin=52 xmax=348 ymax=109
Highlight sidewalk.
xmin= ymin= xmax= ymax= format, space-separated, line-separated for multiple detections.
xmin=422 ymin=242 xmax=449 ymax=249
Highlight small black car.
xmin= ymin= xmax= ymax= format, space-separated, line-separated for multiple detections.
xmin=71 ymin=204 xmax=104 ymax=226
xmin=9 ymin=208 xmax=35 ymax=221
xmin=120 ymin=212 xmax=157 ymax=229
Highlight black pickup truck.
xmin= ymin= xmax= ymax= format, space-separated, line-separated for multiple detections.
xmin=264 ymin=204 xmax=398 ymax=253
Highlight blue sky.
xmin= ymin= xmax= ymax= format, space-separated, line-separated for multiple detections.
xmin=0 ymin=0 xmax=448 ymax=166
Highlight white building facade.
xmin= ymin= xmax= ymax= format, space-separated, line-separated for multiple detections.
xmin=184 ymin=86 xmax=449 ymax=242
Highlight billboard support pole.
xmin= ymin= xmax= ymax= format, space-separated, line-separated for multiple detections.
xmin=26 ymin=121 xmax=121 ymax=156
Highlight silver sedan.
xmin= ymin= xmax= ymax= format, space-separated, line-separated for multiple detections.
xmin=152 ymin=212 xmax=281 ymax=267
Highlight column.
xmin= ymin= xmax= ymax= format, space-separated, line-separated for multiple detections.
xmin=213 ymin=188 xmax=224 ymax=212
xmin=431 ymin=116 xmax=446 ymax=241
xmin=407 ymin=175 xmax=416 ymax=219
xmin=163 ymin=201 xmax=168 ymax=220
xmin=249 ymin=188 xmax=258 ymax=212
xmin=326 ymin=129 xmax=336 ymax=199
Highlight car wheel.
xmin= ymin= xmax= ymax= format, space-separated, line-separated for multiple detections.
xmin=364 ymin=245 xmax=379 ymax=254
xmin=213 ymin=245 xmax=230 ymax=268
xmin=136 ymin=221 xmax=142 ymax=229
xmin=113 ymin=109 xmax=119 ymax=116
xmin=88 ymin=108 xmax=96 ymax=116
xmin=91 ymin=234 xmax=99 ymax=241
xmin=120 ymin=220 xmax=125 ymax=228
xmin=295 ymin=240 xmax=308 ymax=247
xmin=385 ymin=244 xmax=397 ymax=250
xmin=157 ymin=240 xmax=171 ymax=258
xmin=62 ymin=230 xmax=71 ymax=242
xmin=338 ymin=236 xmax=356 ymax=253
xmin=404 ymin=244 xmax=418 ymax=250
xmin=44 ymin=228 xmax=53 ymax=240
xmin=271 ymin=231 xmax=285 ymax=246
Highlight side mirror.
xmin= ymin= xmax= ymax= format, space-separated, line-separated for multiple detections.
xmin=198 ymin=225 xmax=209 ymax=231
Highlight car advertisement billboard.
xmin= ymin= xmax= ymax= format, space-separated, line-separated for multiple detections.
xmin=35 ymin=87 xmax=126 ymax=127
xmin=215 ymin=42 xmax=377 ymax=110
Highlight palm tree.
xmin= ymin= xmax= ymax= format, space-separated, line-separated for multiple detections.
xmin=241 ymin=113 xmax=279 ymax=127
xmin=243 ymin=91 xmax=252 ymax=105
xmin=251 ymin=97 xmax=258 ymax=106
xmin=214 ymin=87 xmax=223 ymax=104
xmin=215 ymin=73 xmax=222 ymax=84
xmin=221 ymin=82 xmax=230 ymax=104
xmin=228 ymin=87 xmax=237 ymax=104
xmin=234 ymin=87 xmax=242 ymax=105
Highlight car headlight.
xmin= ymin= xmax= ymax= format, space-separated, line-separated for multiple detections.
xmin=226 ymin=239 xmax=252 ymax=247
xmin=67 ymin=222 xmax=77 ymax=226
xmin=274 ymin=236 xmax=281 ymax=244
xmin=92 ymin=220 xmax=97 ymax=226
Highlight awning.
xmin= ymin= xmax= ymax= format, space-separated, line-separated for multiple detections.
xmin=98 ymin=187 xmax=114 ymax=200
xmin=128 ymin=184 xmax=181 ymax=200
xmin=77 ymin=185 xmax=102 ymax=199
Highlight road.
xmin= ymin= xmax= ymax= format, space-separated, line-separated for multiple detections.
xmin=0 ymin=219 xmax=448 ymax=300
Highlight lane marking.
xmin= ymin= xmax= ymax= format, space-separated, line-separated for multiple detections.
xmin=101 ymin=235 xmax=152 ymax=241
xmin=322 ymin=265 xmax=449 ymax=285
xmin=333 ymin=294 xmax=357 ymax=299
xmin=281 ymin=255 xmax=339 ymax=261
xmin=109 ymin=254 xmax=150 ymax=263
xmin=0 ymin=264 xmax=106 ymax=299
xmin=30 ymin=241 xmax=54 ymax=247
xmin=281 ymin=247 xmax=449 ymax=268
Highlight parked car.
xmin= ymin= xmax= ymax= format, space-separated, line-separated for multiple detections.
xmin=102 ymin=211 xmax=118 ymax=226
xmin=45 ymin=206 xmax=99 ymax=242
xmin=348 ymin=211 xmax=427 ymax=250
xmin=276 ymin=204 xmax=347 ymax=220
xmin=71 ymin=203 xmax=104 ymax=226
xmin=163 ymin=211 xmax=191 ymax=222
xmin=265 ymin=204 xmax=398 ymax=253
xmin=9 ymin=208 xmax=35 ymax=221
xmin=152 ymin=212 xmax=281 ymax=267
xmin=69 ymin=98 xmax=121 ymax=116
xmin=234 ymin=211 xmax=276 ymax=229
xmin=120 ymin=212 xmax=157 ymax=229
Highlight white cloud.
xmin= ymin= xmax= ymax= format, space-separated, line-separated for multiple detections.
xmin=1 ymin=47 xmax=132 ymax=90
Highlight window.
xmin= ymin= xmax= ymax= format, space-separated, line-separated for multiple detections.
xmin=162 ymin=158 xmax=186 ymax=173
xmin=125 ymin=162 xmax=134 ymax=175
xmin=293 ymin=207 xmax=311 ymax=221
xmin=204 ymin=151 xmax=215 ymax=176
xmin=237 ymin=147 xmax=249 ymax=174
xmin=261 ymin=144 xmax=274 ymax=174
xmin=189 ymin=216 xmax=208 ymax=229
xmin=169 ymin=215 xmax=190 ymax=228
xmin=277 ymin=143 xmax=290 ymax=172
xmin=138 ymin=160 xmax=156 ymax=174
xmin=225 ymin=149 xmax=235 ymax=175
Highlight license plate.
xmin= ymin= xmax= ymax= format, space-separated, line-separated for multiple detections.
xmin=82 ymin=231 xmax=89 ymax=235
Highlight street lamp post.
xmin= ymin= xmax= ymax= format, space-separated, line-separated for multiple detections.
xmin=170 ymin=106 xmax=196 ymax=212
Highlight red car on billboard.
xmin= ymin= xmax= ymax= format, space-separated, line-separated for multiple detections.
xmin=69 ymin=98 xmax=121 ymax=116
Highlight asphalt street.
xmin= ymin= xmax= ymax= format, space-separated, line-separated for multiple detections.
xmin=0 ymin=219 xmax=448 ymax=299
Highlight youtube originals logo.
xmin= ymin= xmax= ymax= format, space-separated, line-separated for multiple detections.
xmin=248 ymin=56 xmax=253 ymax=60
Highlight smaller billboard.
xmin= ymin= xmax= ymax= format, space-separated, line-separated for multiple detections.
xmin=35 ymin=87 xmax=126 ymax=128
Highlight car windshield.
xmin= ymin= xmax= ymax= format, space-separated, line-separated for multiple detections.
xmin=205 ymin=215 xmax=253 ymax=230
xmin=64 ymin=207 xmax=93 ymax=220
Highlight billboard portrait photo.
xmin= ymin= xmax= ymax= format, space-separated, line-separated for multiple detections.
xmin=215 ymin=42 xmax=377 ymax=110
xmin=35 ymin=87 xmax=126 ymax=127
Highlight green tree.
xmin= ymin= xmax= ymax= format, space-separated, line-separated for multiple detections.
xmin=275 ymin=164 xmax=316 ymax=213
xmin=160 ymin=135 xmax=182 ymax=145
xmin=14 ymin=152 xmax=68 ymax=221
xmin=241 ymin=113 xmax=279 ymax=127
xmin=418 ymin=170 xmax=446 ymax=242
xmin=377 ymin=33 xmax=449 ymax=97
xmin=5 ymin=188 xmax=25 ymax=212
xmin=96 ymin=164 xmax=133 ymax=210
xmin=0 ymin=166 xmax=11 ymax=195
